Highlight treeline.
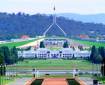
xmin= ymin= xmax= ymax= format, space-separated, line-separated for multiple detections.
xmin=90 ymin=46 xmax=105 ymax=76
xmin=0 ymin=12 xmax=105 ymax=40
xmin=90 ymin=46 xmax=105 ymax=64
xmin=0 ymin=46 xmax=18 ymax=65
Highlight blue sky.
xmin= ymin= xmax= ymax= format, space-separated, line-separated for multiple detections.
xmin=0 ymin=0 xmax=105 ymax=14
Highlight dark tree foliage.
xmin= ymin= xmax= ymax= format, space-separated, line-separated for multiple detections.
xmin=10 ymin=46 xmax=18 ymax=64
xmin=78 ymin=45 xmax=83 ymax=51
xmin=90 ymin=46 xmax=96 ymax=63
xmin=101 ymin=58 xmax=105 ymax=76
xmin=0 ymin=12 xmax=105 ymax=40
xmin=0 ymin=53 xmax=4 ymax=64
xmin=90 ymin=46 xmax=103 ymax=64
xmin=0 ymin=46 xmax=11 ymax=64
xmin=90 ymin=46 xmax=105 ymax=76
xmin=0 ymin=46 xmax=18 ymax=65
xmin=63 ymin=41 xmax=69 ymax=48
xmin=40 ymin=41 xmax=45 ymax=48
xmin=98 ymin=47 xmax=105 ymax=59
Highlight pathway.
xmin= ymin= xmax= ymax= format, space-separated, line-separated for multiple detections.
xmin=7 ymin=78 xmax=31 ymax=85
xmin=42 ymin=78 xmax=68 ymax=85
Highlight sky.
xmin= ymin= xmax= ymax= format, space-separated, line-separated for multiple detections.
xmin=0 ymin=0 xmax=105 ymax=14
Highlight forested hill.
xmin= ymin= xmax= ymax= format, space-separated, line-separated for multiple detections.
xmin=0 ymin=12 xmax=105 ymax=40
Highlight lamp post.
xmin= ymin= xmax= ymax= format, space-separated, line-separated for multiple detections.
xmin=32 ymin=68 xmax=35 ymax=78
xmin=0 ymin=64 xmax=6 ymax=85
xmin=32 ymin=68 xmax=36 ymax=78
xmin=0 ymin=64 xmax=2 ymax=85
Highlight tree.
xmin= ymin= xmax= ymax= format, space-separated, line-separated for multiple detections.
xmin=78 ymin=45 xmax=83 ymax=51
xmin=90 ymin=46 xmax=102 ymax=64
xmin=93 ymin=49 xmax=99 ymax=63
xmin=40 ymin=41 xmax=45 ymax=48
xmin=63 ymin=41 xmax=69 ymax=48
xmin=0 ymin=52 xmax=6 ymax=76
xmin=98 ymin=47 xmax=105 ymax=59
xmin=1 ymin=46 xmax=11 ymax=64
xmin=0 ymin=53 xmax=4 ymax=64
xmin=90 ymin=46 xmax=96 ymax=63
xmin=95 ymin=54 xmax=103 ymax=64
xmin=101 ymin=58 xmax=105 ymax=76
xmin=10 ymin=46 xmax=18 ymax=64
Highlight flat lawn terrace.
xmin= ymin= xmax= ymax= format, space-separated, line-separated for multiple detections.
xmin=7 ymin=59 xmax=99 ymax=70
xmin=0 ymin=39 xmax=35 ymax=48
xmin=74 ymin=39 xmax=105 ymax=48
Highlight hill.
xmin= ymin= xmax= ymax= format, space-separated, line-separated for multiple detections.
xmin=58 ymin=13 xmax=105 ymax=24
xmin=0 ymin=12 xmax=105 ymax=40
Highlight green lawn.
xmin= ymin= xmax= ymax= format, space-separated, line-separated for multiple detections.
xmin=0 ymin=76 xmax=14 ymax=85
xmin=7 ymin=59 xmax=100 ymax=70
xmin=49 ymin=47 xmax=62 ymax=51
xmin=74 ymin=39 xmax=105 ymax=48
xmin=0 ymin=39 xmax=35 ymax=48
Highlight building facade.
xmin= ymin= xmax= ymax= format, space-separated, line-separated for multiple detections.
xmin=18 ymin=48 xmax=91 ymax=59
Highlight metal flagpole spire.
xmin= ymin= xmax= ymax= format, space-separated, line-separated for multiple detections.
xmin=43 ymin=3 xmax=67 ymax=37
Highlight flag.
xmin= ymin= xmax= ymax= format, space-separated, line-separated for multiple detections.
xmin=54 ymin=6 xmax=55 ymax=11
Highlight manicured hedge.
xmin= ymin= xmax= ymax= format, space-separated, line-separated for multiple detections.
xmin=67 ymin=79 xmax=80 ymax=85
xmin=31 ymin=79 xmax=43 ymax=85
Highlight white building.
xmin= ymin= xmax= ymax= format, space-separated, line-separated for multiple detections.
xmin=18 ymin=48 xmax=91 ymax=59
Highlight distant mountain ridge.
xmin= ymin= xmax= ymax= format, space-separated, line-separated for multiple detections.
xmin=0 ymin=12 xmax=105 ymax=40
xmin=57 ymin=13 xmax=105 ymax=24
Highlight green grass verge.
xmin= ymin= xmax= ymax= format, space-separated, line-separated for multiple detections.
xmin=41 ymin=73 xmax=72 ymax=78
xmin=0 ymin=39 xmax=35 ymax=48
xmin=49 ymin=47 xmax=62 ymax=51
xmin=0 ymin=76 xmax=14 ymax=85
xmin=74 ymin=39 xmax=105 ymax=48
xmin=7 ymin=59 xmax=100 ymax=70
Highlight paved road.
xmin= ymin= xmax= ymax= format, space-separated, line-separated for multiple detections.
xmin=80 ymin=77 xmax=104 ymax=85
xmin=7 ymin=78 xmax=31 ymax=85
xmin=6 ymin=70 xmax=100 ymax=75
xmin=80 ymin=77 xmax=93 ymax=85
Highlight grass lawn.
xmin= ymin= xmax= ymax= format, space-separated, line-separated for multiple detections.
xmin=74 ymin=39 xmax=105 ymax=48
xmin=7 ymin=59 xmax=100 ymax=70
xmin=0 ymin=76 xmax=14 ymax=85
xmin=49 ymin=47 xmax=62 ymax=51
xmin=0 ymin=39 xmax=36 ymax=48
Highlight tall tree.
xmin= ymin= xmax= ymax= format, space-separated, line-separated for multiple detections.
xmin=1 ymin=46 xmax=11 ymax=64
xmin=63 ymin=41 xmax=69 ymax=48
xmin=95 ymin=54 xmax=103 ymax=64
xmin=90 ymin=46 xmax=96 ymax=63
xmin=0 ymin=52 xmax=6 ymax=76
xmin=40 ymin=41 xmax=45 ymax=48
xmin=98 ymin=47 xmax=105 ymax=59
xmin=10 ymin=46 xmax=18 ymax=63
xmin=101 ymin=58 xmax=105 ymax=76
xmin=0 ymin=53 xmax=4 ymax=64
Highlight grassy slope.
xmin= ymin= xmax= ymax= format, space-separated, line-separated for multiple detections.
xmin=74 ymin=39 xmax=105 ymax=48
xmin=8 ymin=59 xmax=99 ymax=70
xmin=0 ymin=39 xmax=35 ymax=48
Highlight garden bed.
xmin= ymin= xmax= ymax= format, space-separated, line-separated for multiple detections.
xmin=67 ymin=79 xmax=80 ymax=85
xmin=31 ymin=79 xmax=43 ymax=85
